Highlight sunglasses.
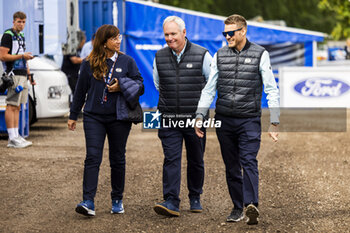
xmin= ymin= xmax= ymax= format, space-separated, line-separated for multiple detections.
xmin=222 ymin=28 xmax=243 ymax=37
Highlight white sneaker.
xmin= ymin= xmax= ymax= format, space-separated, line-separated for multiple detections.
xmin=17 ymin=136 xmax=33 ymax=147
xmin=7 ymin=137 xmax=28 ymax=148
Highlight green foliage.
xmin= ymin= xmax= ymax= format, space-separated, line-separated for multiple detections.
xmin=159 ymin=0 xmax=215 ymax=13
xmin=159 ymin=0 xmax=337 ymax=36
xmin=318 ymin=0 xmax=350 ymax=40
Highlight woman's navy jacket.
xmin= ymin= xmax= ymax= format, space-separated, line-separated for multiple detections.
xmin=69 ymin=53 xmax=144 ymax=122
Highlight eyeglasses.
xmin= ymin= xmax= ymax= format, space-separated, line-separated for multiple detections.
xmin=109 ymin=34 xmax=123 ymax=42
xmin=222 ymin=28 xmax=243 ymax=38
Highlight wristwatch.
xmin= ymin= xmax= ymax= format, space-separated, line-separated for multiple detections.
xmin=271 ymin=122 xmax=279 ymax=126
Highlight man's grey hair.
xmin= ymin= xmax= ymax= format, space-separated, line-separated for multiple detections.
xmin=163 ymin=16 xmax=186 ymax=32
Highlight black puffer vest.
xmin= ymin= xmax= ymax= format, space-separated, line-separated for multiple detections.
xmin=216 ymin=41 xmax=265 ymax=117
xmin=156 ymin=40 xmax=207 ymax=115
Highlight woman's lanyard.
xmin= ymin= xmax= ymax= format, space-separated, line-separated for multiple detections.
xmin=101 ymin=58 xmax=117 ymax=104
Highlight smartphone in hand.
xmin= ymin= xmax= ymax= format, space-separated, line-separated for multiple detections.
xmin=109 ymin=78 xmax=117 ymax=85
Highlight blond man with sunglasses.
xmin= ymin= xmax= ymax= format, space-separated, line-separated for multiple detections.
xmin=195 ymin=14 xmax=280 ymax=225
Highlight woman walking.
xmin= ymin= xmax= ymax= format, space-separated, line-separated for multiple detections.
xmin=68 ymin=24 xmax=144 ymax=216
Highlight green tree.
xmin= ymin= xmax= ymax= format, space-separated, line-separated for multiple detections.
xmin=318 ymin=0 xmax=350 ymax=40
xmin=159 ymin=0 xmax=214 ymax=14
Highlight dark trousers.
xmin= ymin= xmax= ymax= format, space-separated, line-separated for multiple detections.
xmin=215 ymin=114 xmax=261 ymax=210
xmin=82 ymin=113 xmax=131 ymax=201
xmin=68 ymin=75 xmax=78 ymax=95
xmin=158 ymin=127 xmax=205 ymax=207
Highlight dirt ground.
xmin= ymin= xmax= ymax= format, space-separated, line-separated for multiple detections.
xmin=0 ymin=111 xmax=349 ymax=233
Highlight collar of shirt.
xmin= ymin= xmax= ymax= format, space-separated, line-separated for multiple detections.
xmin=171 ymin=39 xmax=187 ymax=63
xmin=108 ymin=52 xmax=118 ymax=62
xmin=234 ymin=40 xmax=251 ymax=54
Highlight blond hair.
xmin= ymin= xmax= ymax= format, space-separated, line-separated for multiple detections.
xmin=224 ymin=14 xmax=247 ymax=28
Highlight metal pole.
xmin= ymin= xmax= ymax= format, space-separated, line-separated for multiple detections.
xmin=115 ymin=0 xmax=126 ymax=53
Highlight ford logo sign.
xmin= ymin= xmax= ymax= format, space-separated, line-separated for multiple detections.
xmin=294 ymin=78 xmax=350 ymax=97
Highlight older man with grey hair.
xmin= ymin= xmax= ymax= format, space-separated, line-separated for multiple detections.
xmin=153 ymin=16 xmax=212 ymax=217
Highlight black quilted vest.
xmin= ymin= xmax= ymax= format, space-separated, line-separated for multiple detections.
xmin=156 ymin=40 xmax=207 ymax=115
xmin=216 ymin=41 xmax=265 ymax=117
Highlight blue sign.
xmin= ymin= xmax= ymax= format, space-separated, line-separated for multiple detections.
xmin=143 ymin=110 xmax=162 ymax=129
xmin=294 ymin=78 xmax=350 ymax=97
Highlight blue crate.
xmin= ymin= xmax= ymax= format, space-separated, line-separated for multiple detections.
xmin=0 ymin=93 xmax=29 ymax=137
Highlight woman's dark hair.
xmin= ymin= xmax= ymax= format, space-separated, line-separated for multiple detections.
xmin=87 ymin=25 xmax=121 ymax=80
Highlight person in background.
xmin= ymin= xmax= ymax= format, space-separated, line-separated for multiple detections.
xmin=153 ymin=16 xmax=212 ymax=217
xmin=61 ymin=31 xmax=86 ymax=95
xmin=80 ymin=33 xmax=95 ymax=59
xmin=195 ymin=14 xmax=280 ymax=225
xmin=345 ymin=38 xmax=350 ymax=60
xmin=0 ymin=11 xmax=35 ymax=148
xmin=68 ymin=24 xmax=144 ymax=217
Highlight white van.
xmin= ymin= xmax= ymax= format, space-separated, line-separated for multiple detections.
xmin=0 ymin=56 xmax=71 ymax=124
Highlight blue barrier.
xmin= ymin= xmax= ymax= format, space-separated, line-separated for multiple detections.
xmin=0 ymin=93 xmax=29 ymax=137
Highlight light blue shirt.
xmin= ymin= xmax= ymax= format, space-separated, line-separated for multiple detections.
xmin=80 ymin=41 xmax=93 ymax=59
xmin=153 ymin=42 xmax=212 ymax=91
xmin=196 ymin=50 xmax=280 ymax=123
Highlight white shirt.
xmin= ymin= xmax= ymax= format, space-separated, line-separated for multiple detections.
xmin=80 ymin=41 xmax=93 ymax=59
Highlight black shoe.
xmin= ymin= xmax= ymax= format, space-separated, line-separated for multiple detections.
xmin=246 ymin=204 xmax=259 ymax=225
xmin=227 ymin=208 xmax=244 ymax=222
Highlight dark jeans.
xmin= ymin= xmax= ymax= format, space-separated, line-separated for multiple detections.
xmin=158 ymin=127 xmax=206 ymax=207
xmin=215 ymin=114 xmax=261 ymax=210
xmin=82 ymin=112 xmax=131 ymax=201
